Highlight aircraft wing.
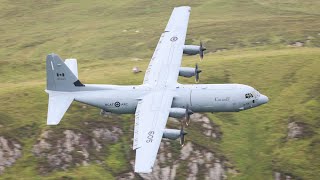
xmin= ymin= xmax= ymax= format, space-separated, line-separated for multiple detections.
xmin=143 ymin=6 xmax=190 ymax=88
xmin=134 ymin=6 xmax=191 ymax=173
xmin=134 ymin=90 xmax=174 ymax=173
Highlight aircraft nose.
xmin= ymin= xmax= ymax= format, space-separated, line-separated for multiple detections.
xmin=259 ymin=94 xmax=269 ymax=105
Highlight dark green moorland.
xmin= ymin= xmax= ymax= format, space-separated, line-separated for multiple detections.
xmin=0 ymin=0 xmax=320 ymax=179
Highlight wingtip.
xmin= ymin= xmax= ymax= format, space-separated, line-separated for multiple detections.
xmin=47 ymin=119 xmax=59 ymax=125
xmin=134 ymin=168 xmax=153 ymax=174
xmin=47 ymin=122 xmax=59 ymax=125
xmin=174 ymin=6 xmax=191 ymax=11
xmin=175 ymin=6 xmax=191 ymax=8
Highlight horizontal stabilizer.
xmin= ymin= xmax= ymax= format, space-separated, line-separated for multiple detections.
xmin=47 ymin=92 xmax=74 ymax=125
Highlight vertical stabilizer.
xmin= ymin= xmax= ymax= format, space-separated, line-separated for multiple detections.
xmin=46 ymin=53 xmax=84 ymax=92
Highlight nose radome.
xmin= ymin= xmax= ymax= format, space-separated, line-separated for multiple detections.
xmin=259 ymin=95 xmax=269 ymax=104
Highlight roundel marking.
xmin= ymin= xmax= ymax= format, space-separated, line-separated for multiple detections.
xmin=170 ymin=36 xmax=178 ymax=42
xmin=114 ymin=102 xmax=121 ymax=107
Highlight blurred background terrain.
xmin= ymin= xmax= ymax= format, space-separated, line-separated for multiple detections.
xmin=0 ymin=0 xmax=320 ymax=179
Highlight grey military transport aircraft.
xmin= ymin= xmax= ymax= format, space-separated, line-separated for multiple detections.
xmin=45 ymin=6 xmax=268 ymax=173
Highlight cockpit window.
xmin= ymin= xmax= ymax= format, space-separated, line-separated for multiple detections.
xmin=245 ymin=93 xmax=254 ymax=99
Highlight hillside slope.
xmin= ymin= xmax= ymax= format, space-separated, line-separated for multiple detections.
xmin=0 ymin=0 xmax=319 ymax=179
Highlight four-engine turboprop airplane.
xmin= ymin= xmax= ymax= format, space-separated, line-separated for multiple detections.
xmin=45 ymin=6 xmax=268 ymax=173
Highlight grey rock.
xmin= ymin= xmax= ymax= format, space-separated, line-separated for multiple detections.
xmin=289 ymin=42 xmax=304 ymax=47
xmin=0 ymin=136 xmax=22 ymax=174
xmin=205 ymin=152 xmax=214 ymax=162
xmin=188 ymin=162 xmax=198 ymax=179
xmin=170 ymin=164 xmax=179 ymax=180
xmin=288 ymin=122 xmax=303 ymax=139
xmin=117 ymin=172 xmax=135 ymax=180
xmin=119 ymin=113 xmax=231 ymax=180
xmin=181 ymin=142 xmax=193 ymax=160
xmin=161 ymin=166 xmax=171 ymax=179
xmin=159 ymin=152 xmax=166 ymax=164
xmin=63 ymin=130 xmax=80 ymax=152
xmin=93 ymin=127 xmax=122 ymax=142
xmin=204 ymin=130 xmax=212 ymax=137
xmin=33 ymin=127 xmax=123 ymax=173
xmin=202 ymin=123 xmax=212 ymax=129
xmin=92 ymin=138 xmax=102 ymax=152
xmin=274 ymin=172 xmax=281 ymax=180
xmin=273 ymin=171 xmax=295 ymax=180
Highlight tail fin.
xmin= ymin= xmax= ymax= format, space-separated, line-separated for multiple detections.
xmin=46 ymin=53 xmax=84 ymax=92
xmin=46 ymin=53 xmax=83 ymax=125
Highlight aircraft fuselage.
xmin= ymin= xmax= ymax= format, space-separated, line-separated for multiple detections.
xmin=74 ymin=83 xmax=268 ymax=114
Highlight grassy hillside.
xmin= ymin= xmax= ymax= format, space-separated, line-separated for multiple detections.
xmin=0 ymin=0 xmax=319 ymax=179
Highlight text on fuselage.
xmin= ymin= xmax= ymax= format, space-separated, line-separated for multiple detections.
xmin=214 ymin=97 xmax=230 ymax=102
xmin=105 ymin=101 xmax=128 ymax=107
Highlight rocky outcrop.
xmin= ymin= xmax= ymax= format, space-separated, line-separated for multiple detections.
xmin=289 ymin=42 xmax=304 ymax=47
xmin=33 ymin=126 xmax=123 ymax=173
xmin=190 ymin=113 xmax=222 ymax=140
xmin=117 ymin=113 xmax=234 ymax=180
xmin=0 ymin=136 xmax=22 ymax=174
xmin=274 ymin=171 xmax=296 ymax=180
xmin=287 ymin=122 xmax=303 ymax=139
xmin=117 ymin=141 xmax=231 ymax=180
xmin=287 ymin=121 xmax=312 ymax=139
xmin=169 ymin=113 xmax=222 ymax=140
xmin=33 ymin=113 xmax=235 ymax=179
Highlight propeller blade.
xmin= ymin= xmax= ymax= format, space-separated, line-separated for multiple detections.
xmin=185 ymin=105 xmax=193 ymax=126
xmin=180 ymin=121 xmax=187 ymax=146
xmin=195 ymin=63 xmax=202 ymax=83
xmin=180 ymin=129 xmax=185 ymax=146
xmin=200 ymin=50 xmax=204 ymax=60
xmin=185 ymin=105 xmax=189 ymax=126
xmin=199 ymin=41 xmax=206 ymax=60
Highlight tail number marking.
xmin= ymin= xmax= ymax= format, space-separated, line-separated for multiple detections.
xmin=146 ymin=131 xmax=154 ymax=143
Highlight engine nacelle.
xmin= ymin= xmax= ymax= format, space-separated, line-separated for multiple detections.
xmin=179 ymin=67 xmax=196 ymax=78
xmin=163 ymin=129 xmax=181 ymax=140
xmin=169 ymin=108 xmax=186 ymax=118
xmin=183 ymin=45 xmax=201 ymax=55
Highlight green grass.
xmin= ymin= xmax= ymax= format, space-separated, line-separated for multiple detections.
xmin=205 ymin=48 xmax=320 ymax=179
xmin=0 ymin=0 xmax=320 ymax=179
xmin=105 ymin=143 xmax=128 ymax=173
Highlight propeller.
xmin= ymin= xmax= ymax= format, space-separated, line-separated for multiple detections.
xmin=180 ymin=120 xmax=188 ymax=146
xmin=195 ymin=63 xmax=202 ymax=83
xmin=199 ymin=41 xmax=206 ymax=60
xmin=185 ymin=105 xmax=193 ymax=126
